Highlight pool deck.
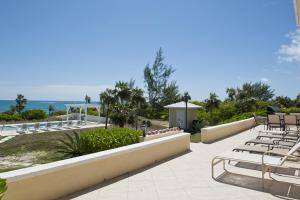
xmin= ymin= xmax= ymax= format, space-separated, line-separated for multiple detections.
xmin=0 ymin=121 xmax=106 ymax=137
xmin=60 ymin=125 xmax=300 ymax=200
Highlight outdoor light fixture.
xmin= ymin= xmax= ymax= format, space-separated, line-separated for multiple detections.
xmin=294 ymin=0 xmax=300 ymax=26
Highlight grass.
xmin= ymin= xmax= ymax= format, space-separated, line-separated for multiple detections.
xmin=0 ymin=128 xmax=101 ymax=172
xmin=190 ymin=133 xmax=201 ymax=143
xmin=0 ymin=131 xmax=69 ymax=164
xmin=0 ymin=166 xmax=27 ymax=173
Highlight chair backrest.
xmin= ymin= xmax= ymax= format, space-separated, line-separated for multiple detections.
xmin=268 ymin=115 xmax=280 ymax=124
xmin=284 ymin=115 xmax=297 ymax=125
xmin=34 ymin=123 xmax=40 ymax=129
xmin=21 ymin=124 xmax=27 ymax=129
xmin=290 ymin=113 xmax=300 ymax=119
xmin=46 ymin=122 xmax=51 ymax=128
xmin=275 ymin=113 xmax=286 ymax=119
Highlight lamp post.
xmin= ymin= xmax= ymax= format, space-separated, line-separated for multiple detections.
xmin=182 ymin=92 xmax=191 ymax=131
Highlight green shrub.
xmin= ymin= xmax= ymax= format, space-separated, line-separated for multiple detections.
xmin=218 ymin=101 xmax=236 ymax=120
xmin=0 ymin=178 xmax=7 ymax=200
xmin=221 ymin=111 xmax=265 ymax=124
xmin=281 ymin=107 xmax=300 ymax=114
xmin=21 ymin=109 xmax=47 ymax=120
xmin=87 ymin=108 xmax=98 ymax=116
xmin=0 ymin=113 xmax=22 ymax=121
xmin=80 ymin=128 xmax=141 ymax=153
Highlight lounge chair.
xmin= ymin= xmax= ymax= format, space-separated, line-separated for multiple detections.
xmin=256 ymin=133 xmax=298 ymax=141
xmin=32 ymin=123 xmax=40 ymax=132
xmin=245 ymin=139 xmax=296 ymax=148
xmin=17 ymin=124 xmax=28 ymax=134
xmin=212 ymin=141 xmax=300 ymax=188
xmin=72 ymin=120 xmax=83 ymax=128
xmin=52 ymin=121 xmax=64 ymax=130
xmin=233 ymin=144 xmax=290 ymax=155
xmin=63 ymin=121 xmax=75 ymax=129
xmin=40 ymin=122 xmax=52 ymax=131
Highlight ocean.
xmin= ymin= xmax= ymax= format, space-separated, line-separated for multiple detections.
xmin=0 ymin=100 xmax=86 ymax=113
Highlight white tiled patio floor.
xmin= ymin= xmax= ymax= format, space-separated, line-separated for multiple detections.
xmin=61 ymin=126 xmax=300 ymax=200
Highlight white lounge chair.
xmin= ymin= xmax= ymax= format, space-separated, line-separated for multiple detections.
xmin=40 ymin=122 xmax=52 ymax=131
xmin=52 ymin=121 xmax=64 ymax=130
xmin=17 ymin=124 xmax=29 ymax=134
xmin=32 ymin=123 xmax=40 ymax=132
xmin=212 ymin=141 xmax=300 ymax=188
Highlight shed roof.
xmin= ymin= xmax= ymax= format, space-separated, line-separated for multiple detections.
xmin=164 ymin=101 xmax=202 ymax=109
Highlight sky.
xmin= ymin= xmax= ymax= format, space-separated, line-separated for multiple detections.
xmin=0 ymin=0 xmax=299 ymax=101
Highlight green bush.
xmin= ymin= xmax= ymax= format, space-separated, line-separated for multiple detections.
xmin=0 ymin=113 xmax=22 ymax=121
xmin=0 ymin=178 xmax=7 ymax=200
xmin=87 ymin=108 xmax=98 ymax=116
xmin=80 ymin=128 xmax=141 ymax=153
xmin=281 ymin=107 xmax=300 ymax=114
xmin=21 ymin=109 xmax=47 ymax=120
xmin=221 ymin=111 xmax=265 ymax=124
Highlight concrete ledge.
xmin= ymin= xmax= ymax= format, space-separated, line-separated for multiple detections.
xmin=142 ymin=130 xmax=185 ymax=141
xmin=201 ymin=118 xmax=255 ymax=143
xmin=0 ymin=132 xmax=190 ymax=200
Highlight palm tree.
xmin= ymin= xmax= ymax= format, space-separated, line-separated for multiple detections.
xmin=226 ymin=88 xmax=236 ymax=101
xmin=15 ymin=94 xmax=27 ymax=113
xmin=85 ymin=95 xmax=91 ymax=104
xmin=204 ymin=93 xmax=221 ymax=112
xmin=48 ymin=105 xmax=55 ymax=116
xmin=182 ymin=92 xmax=191 ymax=130
xmin=115 ymin=81 xmax=131 ymax=104
xmin=100 ymin=89 xmax=115 ymax=129
xmin=131 ymin=88 xmax=145 ymax=130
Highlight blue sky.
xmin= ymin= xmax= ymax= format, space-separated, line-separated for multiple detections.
xmin=0 ymin=0 xmax=299 ymax=101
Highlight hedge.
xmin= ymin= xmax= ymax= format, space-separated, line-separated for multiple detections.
xmin=21 ymin=109 xmax=47 ymax=120
xmin=80 ymin=128 xmax=141 ymax=153
xmin=0 ymin=113 xmax=22 ymax=121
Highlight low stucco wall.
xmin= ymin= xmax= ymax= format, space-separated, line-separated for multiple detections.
xmin=201 ymin=118 xmax=256 ymax=143
xmin=0 ymin=133 xmax=190 ymax=200
xmin=142 ymin=130 xmax=185 ymax=141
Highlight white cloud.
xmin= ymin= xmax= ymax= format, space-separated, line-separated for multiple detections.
xmin=260 ymin=77 xmax=270 ymax=82
xmin=278 ymin=29 xmax=300 ymax=64
xmin=0 ymin=84 xmax=112 ymax=101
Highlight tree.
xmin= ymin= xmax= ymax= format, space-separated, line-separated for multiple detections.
xmin=15 ymin=94 xmax=27 ymax=113
xmin=204 ymin=93 xmax=221 ymax=112
xmin=100 ymin=89 xmax=115 ymax=129
xmin=85 ymin=95 xmax=91 ymax=104
xmin=235 ymin=82 xmax=274 ymax=101
xmin=182 ymin=92 xmax=191 ymax=130
xmin=226 ymin=88 xmax=236 ymax=101
xmin=114 ymin=81 xmax=131 ymax=104
xmin=161 ymin=81 xmax=181 ymax=106
xmin=131 ymin=87 xmax=145 ymax=130
xmin=144 ymin=48 xmax=176 ymax=109
xmin=274 ymin=96 xmax=293 ymax=108
xmin=48 ymin=105 xmax=55 ymax=116
xmin=294 ymin=93 xmax=300 ymax=107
